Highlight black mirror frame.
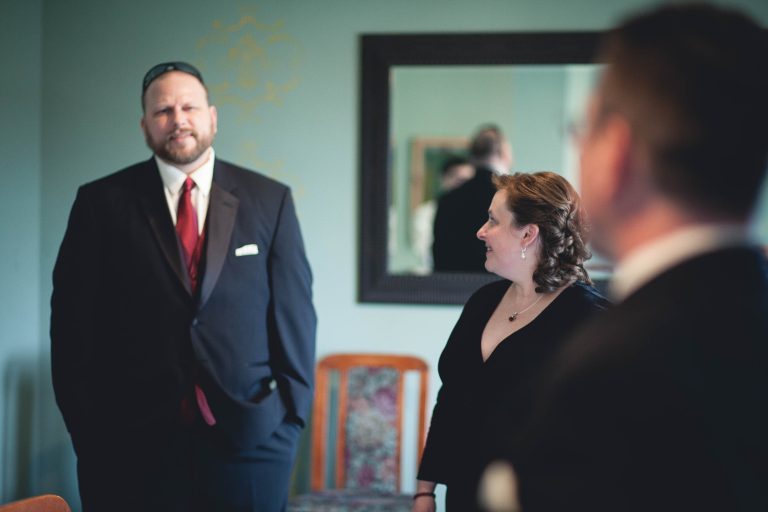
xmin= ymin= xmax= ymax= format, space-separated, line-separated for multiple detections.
xmin=359 ymin=32 xmax=602 ymax=304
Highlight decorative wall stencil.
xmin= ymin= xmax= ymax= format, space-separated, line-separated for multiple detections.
xmin=195 ymin=7 xmax=304 ymax=179
xmin=197 ymin=9 xmax=303 ymax=119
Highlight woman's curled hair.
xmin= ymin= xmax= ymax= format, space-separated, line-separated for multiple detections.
xmin=493 ymin=171 xmax=592 ymax=292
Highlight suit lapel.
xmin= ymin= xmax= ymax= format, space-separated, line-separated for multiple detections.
xmin=136 ymin=159 xmax=191 ymax=294
xmin=199 ymin=163 xmax=239 ymax=307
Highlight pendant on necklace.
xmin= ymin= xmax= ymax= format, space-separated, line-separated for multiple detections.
xmin=508 ymin=313 xmax=518 ymax=322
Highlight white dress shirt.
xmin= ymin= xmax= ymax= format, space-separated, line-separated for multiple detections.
xmin=610 ymin=223 xmax=751 ymax=301
xmin=155 ymin=148 xmax=215 ymax=234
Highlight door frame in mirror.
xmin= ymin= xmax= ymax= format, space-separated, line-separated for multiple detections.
xmin=359 ymin=32 xmax=602 ymax=304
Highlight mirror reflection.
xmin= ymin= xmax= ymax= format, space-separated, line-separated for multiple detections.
xmin=387 ymin=64 xmax=603 ymax=276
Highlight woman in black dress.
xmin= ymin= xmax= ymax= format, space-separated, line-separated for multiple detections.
xmin=413 ymin=172 xmax=609 ymax=511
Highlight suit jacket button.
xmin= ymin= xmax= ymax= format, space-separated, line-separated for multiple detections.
xmin=192 ymin=318 xmax=199 ymax=326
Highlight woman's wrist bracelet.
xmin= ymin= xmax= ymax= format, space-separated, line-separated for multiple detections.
xmin=413 ymin=492 xmax=436 ymax=500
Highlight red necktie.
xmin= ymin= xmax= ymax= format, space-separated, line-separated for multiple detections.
xmin=176 ymin=177 xmax=201 ymax=292
xmin=176 ymin=177 xmax=217 ymax=426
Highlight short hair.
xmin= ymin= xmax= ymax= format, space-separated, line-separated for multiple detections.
xmin=493 ymin=172 xmax=592 ymax=293
xmin=140 ymin=61 xmax=209 ymax=111
xmin=441 ymin=155 xmax=470 ymax=176
xmin=597 ymin=3 xmax=768 ymax=219
xmin=469 ymin=124 xmax=505 ymax=162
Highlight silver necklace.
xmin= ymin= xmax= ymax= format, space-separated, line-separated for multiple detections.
xmin=508 ymin=293 xmax=543 ymax=322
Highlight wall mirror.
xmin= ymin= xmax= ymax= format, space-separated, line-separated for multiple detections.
xmin=359 ymin=32 xmax=604 ymax=304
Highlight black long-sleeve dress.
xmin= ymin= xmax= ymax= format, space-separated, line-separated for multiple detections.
xmin=417 ymin=279 xmax=609 ymax=510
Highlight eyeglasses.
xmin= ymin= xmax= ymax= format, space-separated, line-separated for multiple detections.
xmin=142 ymin=62 xmax=204 ymax=93
xmin=566 ymin=101 xmax=619 ymax=146
xmin=566 ymin=118 xmax=587 ymax=145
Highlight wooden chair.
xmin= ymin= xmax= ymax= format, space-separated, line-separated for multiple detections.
xmin=289 ymin=353 xmax=429 ymax=511
xmin=0 ymin=495 xmax=71 ymax=512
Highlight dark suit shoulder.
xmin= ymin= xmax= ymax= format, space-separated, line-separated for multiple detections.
xmin=213 ymin=159 xmax=289 ymax=195
xmin=79 ymin=157 xmax=292 ymax=197
xmin=78 ymin=159 xmax=156 ymax=193
xmin=627 ymin=246 xmax=768 ymax=305
xmin=68 ymin=160 xmax=162 ymax=222
xmin=437 ymin=167 xmax=495 ymax=207
xmin=557 ymin=247 xmax=768 ymax=384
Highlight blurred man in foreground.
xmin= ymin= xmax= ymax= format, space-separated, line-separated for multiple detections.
xmin=483 ymin=4 xmax=768 ymax=511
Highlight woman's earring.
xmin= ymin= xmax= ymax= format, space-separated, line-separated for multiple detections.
xmin=521 ymin=246 xmax=527 ymax=260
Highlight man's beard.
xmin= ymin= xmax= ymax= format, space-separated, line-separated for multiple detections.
xmin=144 ymin=128 xmax=214 ymax=166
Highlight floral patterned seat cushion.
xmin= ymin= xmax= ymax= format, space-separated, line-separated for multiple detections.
xmin=288 ymin=489 xmax=412 ymax=512
xmin=345 ymin=367 xmax=399 ymax=491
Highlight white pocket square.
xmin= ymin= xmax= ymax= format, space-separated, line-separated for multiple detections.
xmin=235 ymin=244 xmax=260 ymax=257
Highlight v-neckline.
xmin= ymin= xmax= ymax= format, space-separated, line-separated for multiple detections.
xmin=480 ymin=283 xmax=570 ymax=364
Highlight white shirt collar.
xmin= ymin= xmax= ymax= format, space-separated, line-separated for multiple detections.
xmin=610 ymin=223 xmax=751 ymax=301
xmin=155 ymin=147 xmax=215 ymax=197
xmin=476 ymin=161 xmax=508 ymax=176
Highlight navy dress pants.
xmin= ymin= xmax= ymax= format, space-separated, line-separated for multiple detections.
xmin=76 ymin=419 xmax=302 ymax=512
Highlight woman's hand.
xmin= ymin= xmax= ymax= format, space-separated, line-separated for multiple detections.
xmin=412 ymin=494 xmax=436 ymax=512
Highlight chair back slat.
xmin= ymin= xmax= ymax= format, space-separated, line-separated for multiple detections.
xmin=310 ymin=360 xmax=329 ymax=490
xmin=417 ymin=366 xmax=429 ymax=464
xmin=395 ymin=371 xmax=406 ymax=487
xmin=335 ymin=369 xmax=350 ymax=487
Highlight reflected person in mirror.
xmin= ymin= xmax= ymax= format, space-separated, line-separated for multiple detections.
xmin=413 ymin=172 xmax=609 ymax=512
xmin=481 ymin=4 xmax=768 ymax=512
xmin=432 ymin=124 xmax=513 ymax=272
xmin=413 ymin=155 xmax=475 ymax=274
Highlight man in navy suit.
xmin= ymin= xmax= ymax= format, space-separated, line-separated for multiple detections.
xmin=51 ymin=62 xmax=316 ymax=511
xmin=480 ymin=4 xmax=768 ymax=512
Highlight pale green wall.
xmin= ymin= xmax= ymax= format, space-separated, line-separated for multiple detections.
xmin=1 ymin=0 xmax=42 ymax=501
xmin=2 ymin=0 xmax=768 ymax=510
